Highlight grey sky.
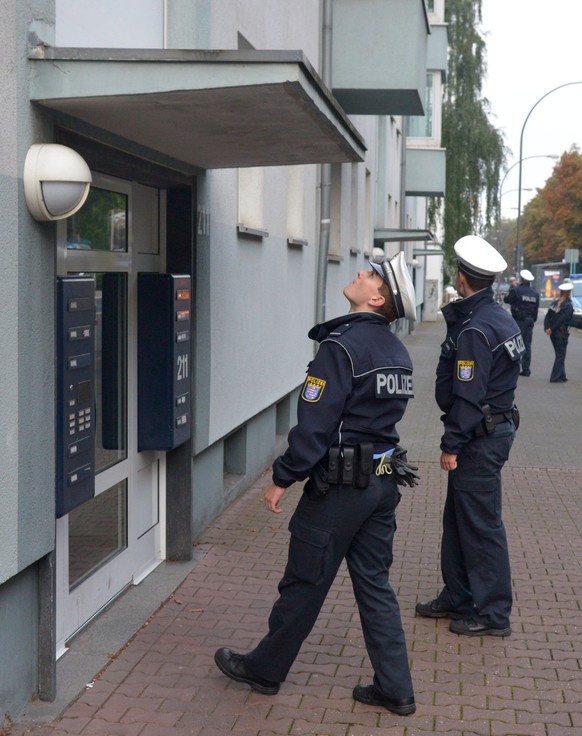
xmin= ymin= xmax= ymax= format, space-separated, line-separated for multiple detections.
xmin=480 ymin=0 xmax=582 ymax=218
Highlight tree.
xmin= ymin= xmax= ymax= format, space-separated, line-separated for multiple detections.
xmin=521 ymin=148 xmax=582 ymax=266
xmin=437 ymin=0 xmax=506 ymax=277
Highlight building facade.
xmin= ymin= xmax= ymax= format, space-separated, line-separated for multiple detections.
xmin=0 ymin=0 xmax=446 ymax=720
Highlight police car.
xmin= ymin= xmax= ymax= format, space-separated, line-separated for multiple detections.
xmin=569 ymin=275 xmax=582 ymax=329
xmin=571 ymin=295 xmax=582 ymax=329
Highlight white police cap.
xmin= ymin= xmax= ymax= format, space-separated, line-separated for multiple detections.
xmin=370 ymin=251 xmax=416 ymax=322
xmin=559 ymin=281 xmax=574 ymax=291
xmin=520 ymin=269 xmax=535 ymax=282
xmin=454 ymin=235 xmax=507 ymax=279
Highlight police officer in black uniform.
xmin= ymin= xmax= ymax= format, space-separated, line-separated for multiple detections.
xmin=503 ymin=268 xmax=539 ymax=376
xmin=416 ymin=236 xmax=524 ymax=637
xmin=215 ymin=252 xmax=418 ymax=716
xmin=544 ymin=280 xmax=574 ymax=383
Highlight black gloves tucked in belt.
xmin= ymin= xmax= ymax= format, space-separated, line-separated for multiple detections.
xmin=390 ymin=446 xmax=420 ymax=487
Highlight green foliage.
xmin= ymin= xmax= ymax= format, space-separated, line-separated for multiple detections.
xmin=440 ymin=0 xmax=506 ymax=277
xmin=522 ymin=148 xmax=582 ymax=266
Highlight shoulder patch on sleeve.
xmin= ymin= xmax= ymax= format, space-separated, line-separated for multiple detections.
xmin=457 ymin=360 xmax=474 ymax=381
xmin=503 ymin=334 xmax=525 ymax=361
xmin=301 ymin=376 xmax=326 ymax=402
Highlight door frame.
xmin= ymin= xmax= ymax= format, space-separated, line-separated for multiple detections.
xmin=54 ymin=174 xmax=167 ymax=655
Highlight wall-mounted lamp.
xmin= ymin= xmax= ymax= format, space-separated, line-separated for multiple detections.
xmin=371 ymin=246 xmax=385 ymax=263
xmin=24 ymin=143 xmax=92 ymax=221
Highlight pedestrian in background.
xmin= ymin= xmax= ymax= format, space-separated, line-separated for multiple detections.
xmin=503 ymin=269 xmax=540 ymax=376
xmin=215 ymin=252 xmax=419 ymax=715
xmin=416 ymin=236 xmax=523 ymax=637
xmin=544 ymin=281 xmax=574 ymax=383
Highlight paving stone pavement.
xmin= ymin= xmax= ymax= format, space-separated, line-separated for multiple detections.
xmin=11 ymin=313 xmax=582 ymax=736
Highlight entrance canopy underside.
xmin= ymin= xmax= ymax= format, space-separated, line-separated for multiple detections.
xmin=29 ymin=48 xmax=366 ymax=170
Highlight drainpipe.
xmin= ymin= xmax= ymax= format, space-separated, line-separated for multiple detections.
xmin=399 ymin=116 xmax=413 ymax=334
xmin=315 ymin=0 xmax=333 ymax=326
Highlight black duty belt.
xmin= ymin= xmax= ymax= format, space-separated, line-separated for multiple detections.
xmin=472 ymin=410 xmax=514 ymax=438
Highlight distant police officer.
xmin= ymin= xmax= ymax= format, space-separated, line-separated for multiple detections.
xmin=544 ymin=280 xmax=574 ymax=383
xmin=416 ymin=236 xmax=523 ymax=637
xmin=504 ymin=268 xmax=540 ymax=376
xmin=215 ymin=252 xmax=418 ymax=716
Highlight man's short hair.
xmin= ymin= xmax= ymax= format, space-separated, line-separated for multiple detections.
xmin=376 ymin=280 xmax=396 ymax=321
xmin=461 ymin=271 xmax=495 ymax=292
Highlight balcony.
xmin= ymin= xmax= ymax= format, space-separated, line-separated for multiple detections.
xmin=331 ymin=0 xmax=430 ymax=115
xmin=405 ymin=148 xmax=446 ymax=197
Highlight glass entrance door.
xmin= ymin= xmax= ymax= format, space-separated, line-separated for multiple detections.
xmin=55 ymin=175 xmax=166 ymax=656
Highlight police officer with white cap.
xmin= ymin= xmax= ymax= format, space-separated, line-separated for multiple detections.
xmin=503 ymin=268 xmax=540 ymax=376
xmin=544 ymin=280 xmax=574 ymax=382
xmin=416 ymin=235 xmax=524 ymax=637
xmin=215 ymin=252 xmax=418 ymax=715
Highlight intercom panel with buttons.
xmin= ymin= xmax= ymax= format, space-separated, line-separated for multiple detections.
xmin=56 ymin=276 xmax=96 ymax=517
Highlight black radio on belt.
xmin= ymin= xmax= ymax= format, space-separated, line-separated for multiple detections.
xmin=328 ymin=443 xmax=374 ymax=489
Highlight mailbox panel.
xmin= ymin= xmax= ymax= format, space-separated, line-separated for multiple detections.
xmin=138 ymin=273 xmax=192 ymax=451
xmin=56 ymin=276 xmax=96 ymax=518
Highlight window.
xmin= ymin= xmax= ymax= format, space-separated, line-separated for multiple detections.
xmin=407 ymin=72 xmax=443 ymax=147
xmin=69 ymin=480 xmax=128 ymax=589
xmin=67 ymin=188 xmax=128 ymax=253
xmin=408 ymin=74 xmax=434 ymax=138
xmin=287 ymin=166 xmax=306 ymax=244
xmin=238 ymin=168 xmax=268 ymax=237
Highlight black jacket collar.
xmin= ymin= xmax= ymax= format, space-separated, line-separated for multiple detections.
xmin=308 ymin=311 xmax=388 ymax=342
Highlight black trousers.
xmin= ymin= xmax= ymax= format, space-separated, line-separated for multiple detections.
xmin=516 ymin=317 xmax=534 ymax=373
xmin=549 ymin=333 xmax=569 ymax=382
xmin=436 ymin=423 xmax=514 ymax=629
xmin=245 ymin=473 xmax=414 ymax=699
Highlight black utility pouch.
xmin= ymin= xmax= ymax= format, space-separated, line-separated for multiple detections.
xmin=328 ymin=447 xmax=340 ymax=484
xmin=512 ymin=405 xmax=520 ymax=431
xmin=482 ymin=404 xmax=495 ymax=434
xmin=308 ymin=462 xmax=330 ymax=496
xmin=354 ymin=443 xmax=374 ymax=489
xmin=341 ymin=447 xmax=355 ymax=486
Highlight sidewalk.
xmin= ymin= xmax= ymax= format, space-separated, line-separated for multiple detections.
xmin=11 ymin=315 xmax=582 ymax=736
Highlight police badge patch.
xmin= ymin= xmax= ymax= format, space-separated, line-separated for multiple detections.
xmin=457 ymin=360 xmax=475 ymax=381
xmin=302 ymin=376 xmax=326 ymax=402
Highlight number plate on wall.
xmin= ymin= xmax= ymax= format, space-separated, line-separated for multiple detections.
xmin=137 ymin=273 xmax=191 ymax=451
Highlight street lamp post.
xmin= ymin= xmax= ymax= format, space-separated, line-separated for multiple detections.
xmin=515 ymin=81 xmax=582 ymax=272
xmin=498 ymin=154 xmax=558 ymax=218
xmin=496 ymin=189 xmax=532 ymax=272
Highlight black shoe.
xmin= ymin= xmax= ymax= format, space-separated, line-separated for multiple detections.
xmin=214 ymin=648 xmax=280 ymax=695
xmin=519 ymin=371 xmax=530 ymax=376
xmin=449 ymin=618 xmax=511 ymax=637
xmin=415 ymin=598 xmax=463 ymax=619
xmin=353 ymin=684 xmax=416 ymax=715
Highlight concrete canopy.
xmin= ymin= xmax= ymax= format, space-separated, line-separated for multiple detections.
xmin=374 ymin=229 xmax=434 ymax=243
xmin=28 ymin=48 xmax=366 ymax=170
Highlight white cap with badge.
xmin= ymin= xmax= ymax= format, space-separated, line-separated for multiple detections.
xmin=559 ymin=281 xmax=574 ymax=291
xmin=520 ymin=269 xmax=535 ymax=282
xmin=454 ymin=235 xmax=507 ymax=279
xmin=369 ymin=251 xmax=417 ymax=322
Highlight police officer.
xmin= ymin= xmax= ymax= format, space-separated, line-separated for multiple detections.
xmin=503 ymin=268 xmax=540 ymax=376
xmin=544 ymin=280 xmax=574 ymax=383
xmin=416 ymin=236 xmax=523 ymax=637
xmin=215 ymin=252 xmax=418 ymax=716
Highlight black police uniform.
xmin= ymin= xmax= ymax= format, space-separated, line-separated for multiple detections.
xmin=504 ymin=281 xmax=539 ymax=375
xmin=244 ymin=311 xmax=415 ymax=700
xmin=544 ymin=296 xmax=574 ymax=382
xmin=434 ymin=287 xmax=523 ymax=630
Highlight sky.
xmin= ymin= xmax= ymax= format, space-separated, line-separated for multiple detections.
xmin=480 ymin=0 xmax=582 ymax=218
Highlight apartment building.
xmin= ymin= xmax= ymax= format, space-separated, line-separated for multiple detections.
xmin=0 ymin=0 xmax=447 ymax=719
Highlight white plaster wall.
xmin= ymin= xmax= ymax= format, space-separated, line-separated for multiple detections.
xmin=0 ymin=0 xmax=20 ymax=582
xmin=0 ymin=0 xmax=55 ymax=584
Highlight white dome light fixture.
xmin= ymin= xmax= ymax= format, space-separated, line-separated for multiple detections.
xmin=24 ymin=143 xmax=92 ymax=222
